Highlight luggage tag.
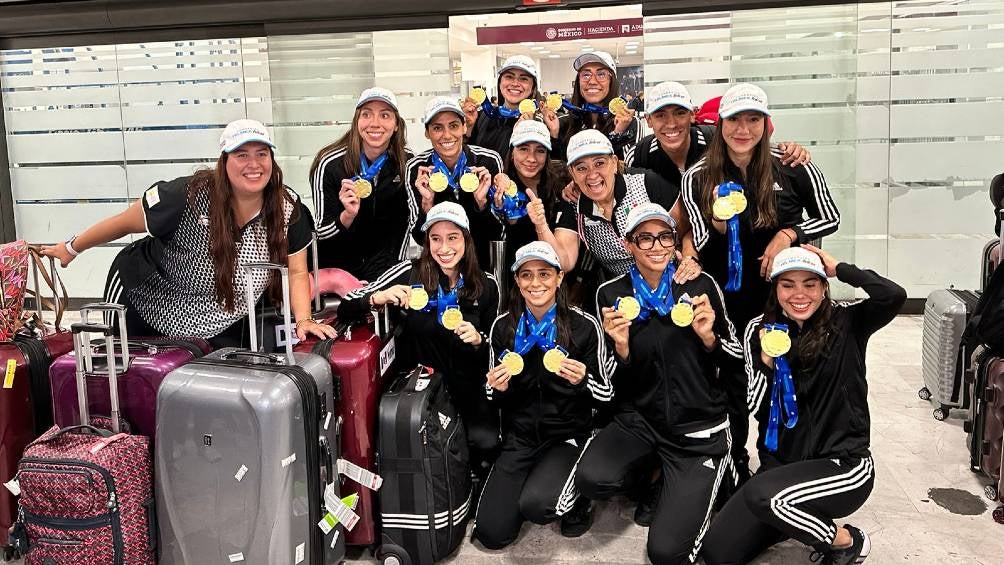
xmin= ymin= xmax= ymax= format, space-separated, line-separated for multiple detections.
xmin=3 ymin=358 xmax=15 ymax=388
xmin=275 ymin=323 xmax=300 ymax=348
xmin=320 ymin=485 xmax=360 ymax=532
xmin=295 ymin=542 xmax=305 ymax=564
xmin=337 ymin=458 xmax=383 ymax=490
xmin=234 ymin=464 xmax=249 ymax=482
xmin=228 ymin=553 xmax=245 ymax=563
xmin=3 ymin=478 xmax=19 ymax=496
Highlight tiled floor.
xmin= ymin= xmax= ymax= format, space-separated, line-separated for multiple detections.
xmin=349 ymin=316 xmax=1004 ymax=564
xmin=12 ymin=316 xmax=1004 ymax=564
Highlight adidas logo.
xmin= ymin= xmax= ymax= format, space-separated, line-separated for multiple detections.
xmin=703 ymin=458 xmax=716 ymax=470
xmin=438 ymin=412 xmax=452 ymax=429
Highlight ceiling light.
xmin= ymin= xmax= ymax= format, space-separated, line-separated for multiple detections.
xmin=548 ymin=54 xmax=560 ymax=58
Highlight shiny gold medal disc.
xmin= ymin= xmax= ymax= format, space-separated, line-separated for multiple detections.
xmin=546 ymin=94 xmax=563 ymax=111
xmin=608 ymin=97 xmax=628 ymax=115
xmin=429 ymin=172 xmax=449 ymax=193
xmin=504 ymin=181 xmax=518 ymax=198
xmin=542 ymin=347 xmax=568 ymax=373
xmin=459 ymin=172 xmax=479 ymax=192
xmin=712 ymin=197 xmax=737 ymax=221
xmin=408 ymin=286 xmax=429 ymax=310
xmin=353 ymin=178 xmax=373 ymax=199
xmin=441 ymin=307 xmax=464 ymax=330
xmin=728 ymin=191 xmax=748 ymax=214
xmin=671 ymin=302 xmax=695 ymax=327
xmin=761 ymin=329 xmax=792 ymax=358
xmin=616 ymin=296 xmax=642 ymax=321
xmin=501 ymin=351 xmax=524 ymax=376
xmin=470 ymin=87 xmax=488 ymax=105
xmin=518 ymin=99 xmax=537 ymax=114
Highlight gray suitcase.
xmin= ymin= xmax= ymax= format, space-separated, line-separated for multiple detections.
xmin=920 ymin=288 xmax=981 ymax=420
xmin=154 ymin=263 xmax=343 ymax=564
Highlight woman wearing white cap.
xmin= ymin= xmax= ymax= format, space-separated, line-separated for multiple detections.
xmin=551 ymin=129 xmax=702 ymax=281
xmin=490 ymin=119 xmax=574 ymax=272
xmin=550 ymin=51 xmax=640 ymax=161
xmin=461 ymin=55 xmax=552 ymax=160
xmin=577 ymin=202 xmax=741 ymax=565
xmin=406 ymin=96 xmax=504 ymax=269
xmin=473 ymin=241 xmax=612 ymax=548
xmin=41 ymin=119 xmax=337 ymax=346
xmin=338 ymin=201 xmax=501 ymax=478
xmin=624 ymin=81 xmax=810 ymax=198
xmin=703 ymin=246 xmax=904 ymax=565
xmin=680 ymin=83 xmax=841 ymax=484
xmin=309 ymin=87 xmax=413 ymax=283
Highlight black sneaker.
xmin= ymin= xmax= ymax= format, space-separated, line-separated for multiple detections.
xmin=633 ymin=479 xmax=661 ymax=527
xmin=810 ymin=524 xmax=871 ymax=565
xmin=560 ymin=497 xmax=593 ymax=538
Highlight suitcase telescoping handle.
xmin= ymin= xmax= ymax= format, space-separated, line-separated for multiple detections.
xmin=79 ymin=302 xmax=131 ymax=370
xmin=243 ymin=262 xmax=294 ymax=364
xmin=70 ymin=319 xmax=124 ymax=433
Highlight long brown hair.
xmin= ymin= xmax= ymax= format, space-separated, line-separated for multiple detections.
xmin=762 ymin=276 xmax=834 ymax=370
xmin=559 ymin=72 xmax=621 ymax=149
xmin=495 ymin=74 xmax=541 ymax=109
xmin=189 ymin=150 xmax=295 ymax=312
xmin=504 ymin=147 xmax=569 ymax=222
xmin=501 ymin=268 xmax=572 ymax=349
xmin=413 ymin=227 xmax=485 ymax=302
xmin=698 ymin=118 xmax=777 ymax=229
xmin=308 ymin=105 xmax=409 ymax=185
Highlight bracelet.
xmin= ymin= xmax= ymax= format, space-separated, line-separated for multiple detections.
xmin=65 ymin=236 xmax=80 ymax=257
xmin=295 ymin=317 xmax=318 ymax=328
xmin=781 ymin=230 xmax=796 ymax=244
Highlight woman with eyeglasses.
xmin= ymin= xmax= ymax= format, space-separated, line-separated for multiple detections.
xmin=338 ymin=202 xmax=501 ymax=479
xmin=548 ymin=51 xmax=640 ymax=161
xmin=473 ymin=241 xmax=613 ymax=549
xmin=680 ymin=84 xmax=841 ymax=485
xmin=575 ymin=203 xmax=741 ymax=565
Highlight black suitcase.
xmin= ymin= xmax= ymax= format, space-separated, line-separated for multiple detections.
xmin=376 ymin=366 xmax=471 ymax=565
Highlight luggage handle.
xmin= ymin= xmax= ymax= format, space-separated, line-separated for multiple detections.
xmin=243 ymin=262 xmax=294 ymax=363
xmin=219 ymin=350 xmax=286 ymax=365
xmin=373 ymin=306 xmax=391 ymax=340
xmin=77 ymin=303 xmax=131 ymax=370
xmin=71 ymin=321 xmax=124 ymax=433
xmin=33 ymin=424 xmax=114 ymax=446
xmin=320 ymin=436 xmax=334 ymax=485
xmin=25 ymin=245 xmax=69 ymax=332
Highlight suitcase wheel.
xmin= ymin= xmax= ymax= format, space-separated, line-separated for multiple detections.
xmin=985 ymin=484 xmax=999 ymax=501
xmin=918 ymin=387 xmax=932 ymax=401
xmin=933 ymin=407 xmax=948 ymax=421
xmin=376 ymin=544 xmax=411 ymax=565
xmin=994 ymin=505 xmax=1004 ymax=524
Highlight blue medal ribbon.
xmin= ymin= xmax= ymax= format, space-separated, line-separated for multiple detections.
xmin=628 ymin=264 xmax=676 ymax=321
xmin=356 ymin=153 xmax=389 ymax=184
xmin=718 ymin=182 xmax=744 ymax=292
xmin=430 ymin=151 xmax=469 ymax=197
xmin=488 ymin=185 xmax=529 ymax=221
xmin=763 ymin=322 xmax=798 ymax=453
xmin=513 ymin=304 xmax=558 ymax=356
xmin=480 ymin=98 xmax=522 ymax=120
xmin=561 ymin=99 xmax=611 ymax=116
xmin=421 ymin=275 xmax=464 ymax=324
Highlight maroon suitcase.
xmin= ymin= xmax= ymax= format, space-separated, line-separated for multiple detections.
xmin=966 ymin=349 xmax=1004 ymax=499
xmin=8 ymin=319 xmax=156 ymax=565
xmin=49 ymin=304 xmax=210 ymax=442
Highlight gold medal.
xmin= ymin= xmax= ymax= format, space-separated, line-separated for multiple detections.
xmin=608 ymin=97 xmax=628 ymax=115
xmin=712 ymin=197 xmax=737 ymax=221
xmin=459 ymin=172 xmax=479 ymax=193
xmin=728 ymin=191 xmax=748 ymax=214
xmin=429 ymin=171 xmax=449 ymax=193
xmin=500 ymin=351 xmax=524 ymax=376
xmin=470 ymin=87 xmax=487 ymax=105
xmin=353 ymin=178 xmax=373 ymax=199
xmin=671 ymin=302 xmax=695 ymax=327
xmin=518 ymin=99 xmax=537 ymax=114
xmin=441 ymin=306 xmax=464 ymax=330
xmin=761 ymin=329 xmax=792 ymax=358
xmin=616 ymin=296 xmax=641 ymax=321
xmin=542 ymin=347 xmax=568 ymax=374
xmin=408 ymin=286 xmax=429 ymax=310
xmin=545 ymin=93 xmax=563 ymax=111
xmin=504 ymin=181 xmax=518 ymax=198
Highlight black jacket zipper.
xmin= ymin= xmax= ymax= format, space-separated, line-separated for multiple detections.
xmin=18 ymin=457 xmax=123 ymax=565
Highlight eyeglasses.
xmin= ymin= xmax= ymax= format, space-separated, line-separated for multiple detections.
xmin=630 ymin=231 xmax=676 ymax=250
xmin=579 ymin=70 xmax=612 ymax=82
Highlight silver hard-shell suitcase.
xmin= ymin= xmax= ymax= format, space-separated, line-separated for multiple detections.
xmin=154 ymin=263 xmax=343 ymax=564
xmin=920 ymin=288 xmax=981 ymax=420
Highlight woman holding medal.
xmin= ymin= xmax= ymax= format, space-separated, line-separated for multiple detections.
xmin=575 ymin=203 xmax=742 ymax=565
xmin=489 ymin=119 xmax=574 ymax=272
xmin=407 ymin=96 xmax=504 ymax=269
xmin=473 ymin=241 xmax=613 ymax=548
xmin=338 ymin=201 xmax=501 ymax=477
xmin=680 ymin=83 xmax=841 ymax=485
xmin=309 ymin=87 xmax=413 ymax=282
xmin=702 ymin=246 xmax=905 ymax=565
xmin=549 ymin=51 xmax=640 ymax=161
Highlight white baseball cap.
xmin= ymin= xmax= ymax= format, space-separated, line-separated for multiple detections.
xmin=566 ymin=129 xmax=614 ymax=165
xmin=719 ymin=83 xmax=770 ymax=118
xmin=512 ymin=241 xmax=561 ymax=272
xmin=647 ymin=81 xmax=694 ymax=113
xmin=510 ymin=120 xmax=552 ymax=151
xmin=625 ymin=202 xmax=677 ymax=235
xmin=573 ymin=51 xmax=616 ymax=75
xmin=499 ymin=55 xmax=539 ymax=85
xmin=423 ymin=96 xmax=466 ymax=126
xmin=421 ymin=202 xmax=470 ymax=232
xmin=769 ymin=247 xmax=826 ymax=280
xmin=219 ymin=119 xmax=275 ymax=153
xmin=356 ymin=87 xmax=399 ymax=112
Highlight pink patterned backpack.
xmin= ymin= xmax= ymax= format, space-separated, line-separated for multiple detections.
xmin=0 ymin=240 xmax=30 ymax=341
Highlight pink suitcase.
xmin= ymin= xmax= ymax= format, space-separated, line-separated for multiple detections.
xmin=49 ymin=303 xmax=210 ymax=441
